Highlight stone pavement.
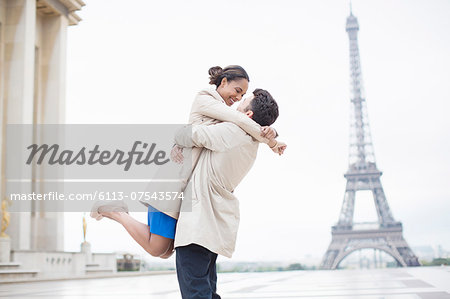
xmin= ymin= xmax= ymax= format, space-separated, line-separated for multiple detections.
xmin=0 ymin=267 xmax=449 ymax=298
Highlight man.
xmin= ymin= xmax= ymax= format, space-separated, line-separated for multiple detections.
xmin=173 ymin=88 xmax=285 ymax=298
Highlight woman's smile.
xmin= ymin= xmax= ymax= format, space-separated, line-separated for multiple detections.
xmin=225 ymin=96 xmax=238 ymax=106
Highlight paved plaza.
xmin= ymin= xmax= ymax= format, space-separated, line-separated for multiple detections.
xmin=1 ymin=267 xmax=449 ymax=298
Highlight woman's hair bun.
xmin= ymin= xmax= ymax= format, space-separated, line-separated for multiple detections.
xmin=208 ymin=66 xmax=223 ymax=85
xmin=208 ymin=65 xmax=249 ymax=87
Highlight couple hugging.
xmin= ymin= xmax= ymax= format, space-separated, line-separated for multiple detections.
xmin=91 ymin=65 xmax=287 ymax=298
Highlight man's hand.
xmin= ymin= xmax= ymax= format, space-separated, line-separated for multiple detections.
xmin=261 ymin=126 xmax=277 ymax=140
xmin=170 ymin=145 xmax=184 ymax=164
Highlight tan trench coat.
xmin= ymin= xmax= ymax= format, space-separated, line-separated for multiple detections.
xmin=140 ymin=88 xmax=267 ymax=220
xmin=174 ymin=121 xmax=259 ymax=258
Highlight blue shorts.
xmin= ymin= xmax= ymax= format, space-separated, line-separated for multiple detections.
xmin=147 ymin=205 xmax=177 ymax=239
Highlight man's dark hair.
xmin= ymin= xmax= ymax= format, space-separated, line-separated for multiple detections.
xmin=247 ymin=89 xmax=279 ymax=126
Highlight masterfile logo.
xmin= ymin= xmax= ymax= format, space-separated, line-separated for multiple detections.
xmin=5 ymin=124 xmax=193 ymax=213
xmin=26 ymin=141 xmax=170 ymax=171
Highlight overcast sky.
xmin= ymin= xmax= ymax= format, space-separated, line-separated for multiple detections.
xmin=64 ymin=0 xmax=450 ymax=264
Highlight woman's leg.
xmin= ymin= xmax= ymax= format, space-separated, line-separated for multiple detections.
xmin=160 ymin=240 xmax=175 ymax=259
xmin=100 ymin=211 xmax=172 ymax=257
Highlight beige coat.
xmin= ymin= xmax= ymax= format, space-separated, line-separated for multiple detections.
xmin=140 ymin=88 xmax=268 ymax=219
xmin=174 ymin=122 xmax=259 ymax=258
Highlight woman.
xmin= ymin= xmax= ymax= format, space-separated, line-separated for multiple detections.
xmin=91 ymin=65 xmax=284 ymax=259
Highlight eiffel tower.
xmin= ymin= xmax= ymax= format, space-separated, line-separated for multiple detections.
xmin=320 ymin=9 xmax=420 ymax=269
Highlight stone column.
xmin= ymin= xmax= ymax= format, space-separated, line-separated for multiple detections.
xmin=31 ymin=13 xmax=68 ymax=251
xmin=0 ymin=0 xmax=6 ymax=243
xmin=3 ymin=0 xmax=36 ymax=251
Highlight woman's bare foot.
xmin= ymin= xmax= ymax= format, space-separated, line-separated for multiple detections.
xmin=98 ymin=211 xmax=125 ymax=222
xmin=90 ymin=200 xmax=128 ymax=220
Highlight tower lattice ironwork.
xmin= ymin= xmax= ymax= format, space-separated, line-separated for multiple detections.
xmin=320 ymin=10 xmax=420 ymax=269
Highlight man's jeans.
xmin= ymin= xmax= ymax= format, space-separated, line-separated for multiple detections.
xmin=176 ymin=244 xmax=221 ymax=299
